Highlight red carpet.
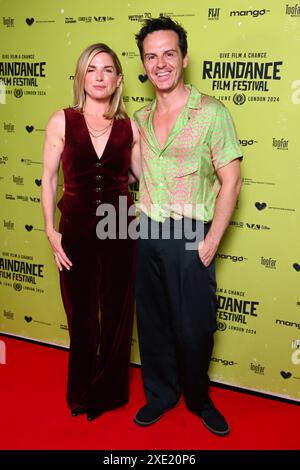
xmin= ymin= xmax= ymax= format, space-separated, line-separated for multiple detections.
xmin=0 ymin=335 xmax=300 ymax=451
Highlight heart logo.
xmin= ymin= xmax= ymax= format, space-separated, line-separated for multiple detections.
xmin=35 ymin=179 xmax=42 ymax=186
xmin=24 ymin=316 xmax=33 ymax=323
xmin=26 ymin=18 xmax=34 ymax=26
xmin=25 ymin=225 xmax=33 ymax=231
xmin=293 ymin=263 xmax=300 ymax=272
xmin=26 ymin=125 xmax=34 ymax=133
xmin=255 ymin=202 xmax=267 ymax=211
xmin=280 ymin=371 xmax=292 ymax=379
xmin=138 ymin=74 xmax=148 ymax=83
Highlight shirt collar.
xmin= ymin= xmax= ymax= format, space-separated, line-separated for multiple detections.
xmin=185 ymin=84 xmax=202 ymax=109
xmin=149 ymin=84 xmax=202 ymax=113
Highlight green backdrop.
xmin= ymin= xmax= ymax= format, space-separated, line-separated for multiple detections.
xmin=1 ymin=0 xmax=300 ymax=401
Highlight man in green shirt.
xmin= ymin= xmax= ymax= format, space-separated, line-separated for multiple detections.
xmin=134 ymin=16 xmax=242 ymax=436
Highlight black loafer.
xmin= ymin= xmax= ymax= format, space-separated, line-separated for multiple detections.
xmin=86 ymin=408 xmax=103 ymax=421
xmin=134 ymin=400 xmax=179 ymax=427
xmin=134 ymin=405 xmax=164 ymax=426
xmin=200 ymin=407 xmax=230 ymax=436
xmin=71 ymin=407 xmax=86 ymax=417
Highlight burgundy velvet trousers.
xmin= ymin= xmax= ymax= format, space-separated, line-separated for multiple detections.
xmin=59 ymin=215 xmax=137 ymax=412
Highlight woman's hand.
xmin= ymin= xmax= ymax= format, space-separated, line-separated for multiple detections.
xmin=47 ymin=229 xmax=72 ymax=271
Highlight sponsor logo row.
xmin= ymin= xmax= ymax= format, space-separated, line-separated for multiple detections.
xmin=3 ymin=5 xmax=300 ymax=28
xmin=208 ymin=4 xmax=299 ymax=20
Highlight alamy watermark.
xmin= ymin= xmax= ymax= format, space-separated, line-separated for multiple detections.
xmin=95 ymin=197 xmax=205 ymax=249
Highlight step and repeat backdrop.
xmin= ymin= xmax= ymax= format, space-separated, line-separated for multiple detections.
xmin=0 ymin=0 xmax=299 ymax=401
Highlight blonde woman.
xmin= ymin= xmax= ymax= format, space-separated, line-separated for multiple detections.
xmin=41 ymin=44 xmax=140 ymax=421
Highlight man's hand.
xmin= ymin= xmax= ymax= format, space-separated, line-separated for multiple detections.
xmin=198 ymin=237 xmax=219 ymax=267
xmin=198 ymin=159 xmax=242 ymax=267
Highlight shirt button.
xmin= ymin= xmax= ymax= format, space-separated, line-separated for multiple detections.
xmin=95 ymin=187 xmax=101 ymax=192
xmin=95 ymin=199 xmax=101 ymax=204
xmin=95 ymin=175 xmax=102 ymax=180
xmin=95 ymin=162 xmax=102 ymax=167
xmin=159 ymin=156 xmax=163 ymax=160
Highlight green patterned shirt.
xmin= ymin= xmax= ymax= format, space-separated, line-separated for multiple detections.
xmin=134 ymin=85 xmax=242 ymax=223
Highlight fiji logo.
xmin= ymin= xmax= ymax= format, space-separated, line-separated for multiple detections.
xmin=208 ymin=8 xmax=220 ymax=20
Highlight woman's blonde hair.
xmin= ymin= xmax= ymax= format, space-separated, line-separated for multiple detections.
xmin=73 ymin=43 xmax=128 ymax=119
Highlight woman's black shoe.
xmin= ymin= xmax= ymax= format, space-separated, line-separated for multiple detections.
xmin=86 ymin=408 xmax=103 ymax=421
xmin=71 ymin=407 xmax=86 ymax=417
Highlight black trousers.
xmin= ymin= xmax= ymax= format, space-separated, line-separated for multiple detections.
xmin=136 ymin=214 xmax=217 ymax=413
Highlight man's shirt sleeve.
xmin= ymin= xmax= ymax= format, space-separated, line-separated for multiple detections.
xmin=210 ymin=104 xmax=243 ymax=170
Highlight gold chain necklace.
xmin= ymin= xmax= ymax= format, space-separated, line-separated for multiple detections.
xmin=83 ymin=114 xmax=113 ymax=139
xmin=87 ymin=123 xmax=112 ymax=138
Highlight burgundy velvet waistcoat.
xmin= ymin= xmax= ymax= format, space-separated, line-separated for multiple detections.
xmin=58 ymin=108 xmax=133 ymax=219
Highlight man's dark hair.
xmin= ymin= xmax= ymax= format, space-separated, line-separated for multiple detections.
xmin=135 ymin=16 xmax=188 ymax=61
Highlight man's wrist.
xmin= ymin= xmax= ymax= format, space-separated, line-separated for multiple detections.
xmin=205 ymin=229 xmax=222 ymax=247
